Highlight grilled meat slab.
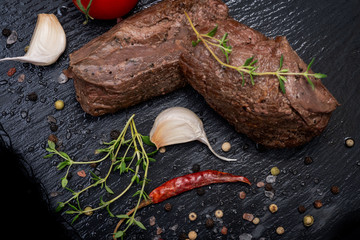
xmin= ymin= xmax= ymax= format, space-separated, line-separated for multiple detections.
xmin=66 ymin=0 xmax=338 ymax=148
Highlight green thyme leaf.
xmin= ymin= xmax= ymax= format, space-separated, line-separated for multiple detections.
xmin=243 ymin=56 xmax=254 ymax=66
xmin=114 ymin=230 xmax=124 ymax=238
xmin=133 ymin=219 xmax=147 ymax=230
xmin=278 ymin=76 xmax=287 ymax=93
xmin=279 ymin=54 xmax=284 ymax=69
xmin=56 ymin=202 xmax=65 ymax=212
xmin=48 ymin=140 xmax=56 ymax=150
xmin=305 ymin=75 xmax=315 ymax=90
xmin=141 ymin=135 xmax=155 ymax=146
xmin=192 ymin=40 xmax=201 ymax=47
xmin=71 ymin=214 xmax=81 ymax=224
xmin=43 ymin=153 xmax=54 ymax=159
xmin=57 ymin=160 xmax=70 ymax=170
xmin=207 ymin=25 xmax=218 ymax=37
xmin=61 ymin=177 xmax=68 ymax=188
xmin=105 ymin=184 xmax=114 ymax=194
xmin=307 ymin=58 xmax=315 ymax=72
xmin=313 ymin=73 xmax=327 ymax=79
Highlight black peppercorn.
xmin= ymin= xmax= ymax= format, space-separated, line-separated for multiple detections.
xmin=50 ymin=123 xmax=58 ymax=132
xmin=164 ymin=202 xmax=172 ymax=212
xmin=27 ymin=92 xmax=38 ymax=102
xmin=330 ymin=185 xmax=339 ymax=195
xmin=205 ymin=218 xmax=214 ymax=229
xmin=178 ymin=232 xmax=187 ymax=240
xmin=110 ymin=130 xmax=120 ymax=140
xmin=298 ymin=205 xmax=306 ymax=214
xmin=265 ymin=183 xmax=273 ymax=191
xmin=304 ymin=156 xmax=313 ymax=165
xmin=191 ymin=164 xmax=200 ymax=173
xmin=2 ymin=28 xmax=11 ymax=37
xmin=196 ymin=187 xmax=205 ymax=196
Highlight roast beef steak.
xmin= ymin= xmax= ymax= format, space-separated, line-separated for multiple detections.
xmin=65 ymin=0 xmax=339 ymax=148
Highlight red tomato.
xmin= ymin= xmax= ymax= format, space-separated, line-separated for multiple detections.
xmin=73 ymin=0 xmax=138 ymax=20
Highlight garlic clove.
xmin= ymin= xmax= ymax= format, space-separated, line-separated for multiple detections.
xmin=0 ymin=14 xmax=66 ymax=66
xmin=150 ymin=107 xmax=237 ymax=161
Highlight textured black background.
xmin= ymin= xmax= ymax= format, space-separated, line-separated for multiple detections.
xmin=1 ymin=0 xmax=360 ymax=240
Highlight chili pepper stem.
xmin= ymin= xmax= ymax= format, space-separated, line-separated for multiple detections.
xmin=113 ymin=199 xmax=153 ymax=239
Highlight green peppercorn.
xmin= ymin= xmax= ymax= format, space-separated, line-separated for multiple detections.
xmin=271 ymin=166 xmax=280 ymax=176
xmin=54 ymin=100 xmax=64 ymax=110
xmin=303 ymin=215 xmax=314 ymax=227
xmin=84 ymin=206 xmax=93 ymax=216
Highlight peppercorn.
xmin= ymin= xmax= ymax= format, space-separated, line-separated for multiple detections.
xmin=276 ymin=226 xmax=285 ymax=235
xmin=50 ymin=123 xmax=58 ymax=132
xmin=221 ymin=142 xmax=231 ymax=152
xmin=345 ymin=138 xmax=355 ymax=148
xmin=269 ymin=203 xmax=278 ymax=213
xmin=191 ymin=163 xmax=200 ymax=173
xmin=54 ymin=100 xmax=65 ymax=110
xmin=242 ymin=213 xmax=254 ymax=222
xmin=7 ymin=67 xmax=16 ymax=77
xmin=330 ymin=185 xmax=340 ymax=195
xmin=178 ymin=232 xmax=187 ymax=240
xmin=313 ymin=200 xmax=323 ymax=209
xmin=84 ymin=206 xmax=93 ymax=216
xmin=215 ymin=209 xmax=224 ymax=218
xmin=303 ymin=215 xmax=314 ymax=227
xmin=256 ymin=181 xmax=265 ymax=188
xmin=252 ymin=217 xmax=260 ymax=225
xmin=270 ymin=167 xmax=280 ymax=176
xmin=189 ymin=212 xmax=197 ymax=221
xmin=205 ymin=218 xmax=214 ymax=229
xmin=239 ymin=191 xmax=246 ymax=199
xmin=196 ymin=187 xmax=205 ymax=196
xmin=159 ymin=147 xmax=166 ymax=153
xmin=265 ymin=183 xmax=273 ymax=191
xmin=188 ymin=230 xmax=197 ymax=240
xmin=2 ymin=28 xmax=11 ymax=37
xmin=48 ymin=134 xmax=58 ymax=144
xmin=164 ymin=202 xmax=172 ymax=212
xmin=304 ymin=156 xmax=313 ymax=165
xmin=110 ymin=130 xmax=120 ymax=140
xmin=27 ymin=92 xmax=38 ymax=102
xmin=221 ymin=226 xmax=228 ymax=235
xmin=298 ymin=205 xmax=306 ymax=214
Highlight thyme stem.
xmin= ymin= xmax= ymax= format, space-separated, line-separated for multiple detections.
xmin=184 ymin=11 xmax=327 ymax=93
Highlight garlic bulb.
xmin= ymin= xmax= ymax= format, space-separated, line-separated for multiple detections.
xmin=150 ymin=107 xmax=237 ymax=161
xmin=0 ymin=14 xmax=66 ymax=66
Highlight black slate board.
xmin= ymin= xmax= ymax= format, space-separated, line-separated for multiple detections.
xmin=1 ymin=0 xmax=360 ymax=240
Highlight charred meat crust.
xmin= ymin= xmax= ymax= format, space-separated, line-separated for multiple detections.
xmin=66 ymin=0 xmax=338 ymax=148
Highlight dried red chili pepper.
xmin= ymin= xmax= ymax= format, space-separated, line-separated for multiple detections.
xmin=113 ymin=170 xmax=250 ymax=236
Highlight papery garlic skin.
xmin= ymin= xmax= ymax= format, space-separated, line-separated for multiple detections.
xmin=0 ymin=14 xmax=66 ymax=66
xmin=150 ymin=107 xmax=237 ymax=162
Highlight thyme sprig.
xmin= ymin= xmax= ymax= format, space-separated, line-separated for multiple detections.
xmin=184 ymin=12 xmax=327 ymax=93
xmin=45 ymin=114 xmax=157 ymax=238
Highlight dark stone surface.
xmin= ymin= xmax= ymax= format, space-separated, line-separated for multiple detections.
xmin=1 ymin=0 xmax=360 ymax=239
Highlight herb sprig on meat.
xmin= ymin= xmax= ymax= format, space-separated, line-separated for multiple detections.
xmin=185 ymin=11 xmax=327 ymax=93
